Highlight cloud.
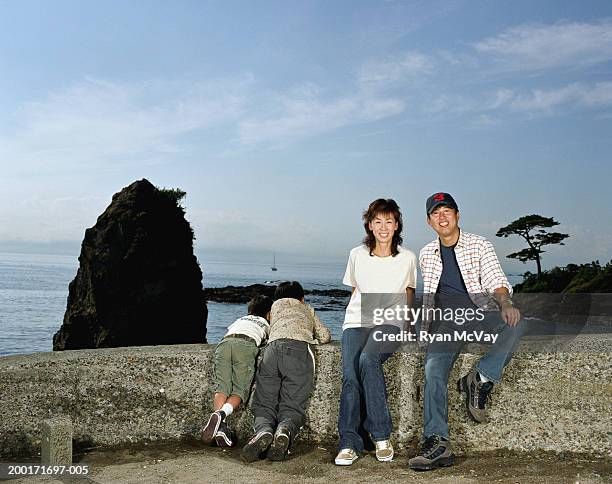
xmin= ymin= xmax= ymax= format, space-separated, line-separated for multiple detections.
xmin=423 ymin=94 xmax=476 ymax=115
xmin=358 ymin=51 xmax=433 ymax=91
xmin=489 ymin=82 xmax=612 ymax=113
xmin=421 ymin=82 xmax=612 ymax=124
xmin=3 ymin=19 xmax=611 ymax=167
xmin=238 ymin=83 xmax=406 ymax=146
xmin=0 ymin=76 xmax=251 ymax=175
xmin=474 ymin=20 xmax=612 ymax=71
xmin=236 ymin=51 xmax=437 ymax=146
xmin=1 ymin=66 xmax=411 ymax=166
xmin=237 ymin=52 xmax=436 ymax=145
xmin=415 ymin=20 xmax=612 ymax=122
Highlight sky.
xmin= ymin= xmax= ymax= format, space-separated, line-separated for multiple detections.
xmin=0 ymin=0 xmax=611 ymax=272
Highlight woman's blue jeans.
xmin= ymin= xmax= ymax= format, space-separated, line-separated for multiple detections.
xmin=338 ymin=326 xmax=398 ymax=453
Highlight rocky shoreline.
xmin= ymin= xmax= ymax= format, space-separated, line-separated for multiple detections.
xmin=203 ymin=284 xmax=351 ymax=304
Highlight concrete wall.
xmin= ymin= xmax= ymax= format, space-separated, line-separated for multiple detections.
xmin=1 ymin=337 xmax=610 ymax=458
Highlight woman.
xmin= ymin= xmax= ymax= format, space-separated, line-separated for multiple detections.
xmin=335 ymin=198 xmax=417 ymax=465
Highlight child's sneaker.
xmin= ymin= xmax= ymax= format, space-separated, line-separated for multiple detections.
xmin=240 ymin=431 xmax=273 ymax=463
xmin=268 ymin=426 xmax=291 ymax=461
xmin=335 ymin=448 xmax=359 ymax=465
xmin=214 ymin=421 xmax=235 ymax=447
xmin=375 ymin=440 xmax=394 ymax=462
xmin=201 ymin=410 xmax=225 ymax=445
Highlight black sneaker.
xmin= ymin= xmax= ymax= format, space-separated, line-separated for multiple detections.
xmin=201 ymin=410 xmax=226 ymax=445
xmin=267 ymin=426 xmax=291 ymax=461
xmin=240 ymin=431 xmax=273 ymax=463
xmin=458 ymin=370 xmax=494 ymax=423
xmin=214 ymin=421 xmax=235 ymax=447
xmin=408 ymin=436 xmax=454 ymax=471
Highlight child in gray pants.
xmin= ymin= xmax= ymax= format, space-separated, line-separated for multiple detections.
xmin=241 ymin=281 xmax=331 ymax=463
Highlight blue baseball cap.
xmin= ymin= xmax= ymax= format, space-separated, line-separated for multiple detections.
xmin=426 ymin=192 xmax=458 ymax=215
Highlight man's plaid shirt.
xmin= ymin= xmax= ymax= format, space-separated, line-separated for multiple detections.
xmin=419 ymin=230 xmax=512 ymax=330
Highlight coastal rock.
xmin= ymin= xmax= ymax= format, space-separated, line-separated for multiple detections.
xmin=202 ymin=284 xmax=351 ymax=313
xmin=203 ymin=284 xmax=275 ymax=304
xmin=306 ymin=288 xmax=352 ymax=298
xmin=53 ymin=179 xmax=207 ymax=350
xmin=202 ymin=284 xmax=351 ymax=304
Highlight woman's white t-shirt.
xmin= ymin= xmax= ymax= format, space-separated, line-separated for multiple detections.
xmin=342 ymin=244 xmax=417 ymax=331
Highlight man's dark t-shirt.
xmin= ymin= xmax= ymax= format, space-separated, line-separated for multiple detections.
xmin=435 ymin=243 xmax=477 ymax=310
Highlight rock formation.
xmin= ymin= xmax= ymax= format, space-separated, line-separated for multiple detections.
xmin=203 ymin=284 xmax=276 ymax=304
xmin=53 ymin=179 xmax=207 ymax=350
xmin=202 ymin=284 xmax=351 ymax=303
xmin=203 ymin=284 xmax=351 ymax=312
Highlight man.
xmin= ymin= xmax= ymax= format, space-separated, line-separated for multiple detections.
xmin=409 ymin=192 xmax=524 ymax=472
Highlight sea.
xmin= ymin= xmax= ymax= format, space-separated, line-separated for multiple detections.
xmin=0 ymin=252 xmax=525 ymax=357
xmin=0 ymin=252 xmax=348 ymax=356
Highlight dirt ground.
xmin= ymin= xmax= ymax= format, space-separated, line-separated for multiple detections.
xmin=3 ymin=440 xmax=610 ymax=484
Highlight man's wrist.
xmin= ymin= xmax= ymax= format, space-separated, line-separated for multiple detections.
xmin=496 ymin=295 xmax=514 ymax=309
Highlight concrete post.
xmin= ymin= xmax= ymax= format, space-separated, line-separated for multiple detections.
xmin=41 ymin=416 xmax=73 ymax=465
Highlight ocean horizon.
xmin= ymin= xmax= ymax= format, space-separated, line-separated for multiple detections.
xmin=0 ymin=251 xmax=524 ymax=357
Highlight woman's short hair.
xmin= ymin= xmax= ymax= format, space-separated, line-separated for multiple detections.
xmin=362 ymin=198 xmax=403 ymax=257
xmin=274 ymin=281 xmax=305 ymax=301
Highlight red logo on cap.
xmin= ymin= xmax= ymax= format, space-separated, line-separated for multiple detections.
xmin=434 ymin=193 xmax=445 ymax=201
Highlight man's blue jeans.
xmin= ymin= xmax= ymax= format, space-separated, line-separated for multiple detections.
xmin=423 ymin=311 xmax=525 ymax=439
xmin=338 ymin=325 xmax=399 ymax=453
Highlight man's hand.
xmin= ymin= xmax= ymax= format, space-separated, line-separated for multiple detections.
xmin=494 ymin=287 xmax=521 ymax=326
xmin=500 ymin=301 xmax=521 ymax=326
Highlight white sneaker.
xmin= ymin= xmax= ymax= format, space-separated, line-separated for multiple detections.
xmin=335 ymin=448 xmax=358 ymax=465
xmin=375 ymin=440 xmax=394 ymax=462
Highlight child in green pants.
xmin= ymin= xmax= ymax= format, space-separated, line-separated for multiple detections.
xmin=201 ymin=295 xmax=274 ymax=447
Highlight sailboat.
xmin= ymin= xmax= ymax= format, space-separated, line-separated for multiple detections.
xmin=271 ymin=252 xmax=278 ymax=271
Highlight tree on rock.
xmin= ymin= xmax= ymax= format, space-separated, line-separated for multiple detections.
xmin=53 ymin=179 xmax=207 ymax=350
xmin=496 ymin=215 xmax=569 ymax=277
